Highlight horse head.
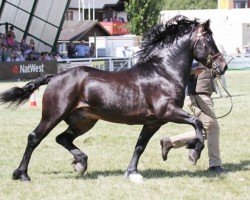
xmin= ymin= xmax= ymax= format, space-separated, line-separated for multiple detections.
xmin=192 ymin=20 xmax=228 ymax=77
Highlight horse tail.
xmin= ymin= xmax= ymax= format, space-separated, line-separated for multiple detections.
xmin=0 ymin=74 xmax=55 ymax=107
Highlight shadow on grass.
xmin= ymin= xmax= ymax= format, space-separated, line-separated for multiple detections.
xmin=142 ymin=160 xmax=250 ymax=179
xmin=44 ymin=160 xmax=249 ymax=180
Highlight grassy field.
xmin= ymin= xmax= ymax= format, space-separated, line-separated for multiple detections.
xmin=0 ymin=70 xmax=249 ymax=200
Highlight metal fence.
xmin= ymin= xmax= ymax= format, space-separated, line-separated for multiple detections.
xmin=57 ymin=57 xmax=133 ymax=73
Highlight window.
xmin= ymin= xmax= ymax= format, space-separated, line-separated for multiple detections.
xmin=234 ymin=0 xmax=248 ymax=8
xmin=66 ymin=11 xmax=73 ymax=20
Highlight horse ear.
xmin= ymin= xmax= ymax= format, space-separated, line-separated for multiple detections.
xmin=202 ymin=20 xmax=211 ymax=30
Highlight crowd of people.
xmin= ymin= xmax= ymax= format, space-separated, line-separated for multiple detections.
xmin=67 ymin=41 xmax=96 ymax=58
xmin=0 ymin=26 xmax=63 ymax=62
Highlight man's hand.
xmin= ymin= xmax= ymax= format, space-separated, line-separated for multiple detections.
xmin=191 ymin=67 xmax=205 ymax=76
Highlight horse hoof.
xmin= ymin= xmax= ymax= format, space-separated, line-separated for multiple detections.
xmin=12 ymin=169 xmax=31 ymax=181
xmin=128 ymin=173 xmax=144 ymax=184
xmin=188 ymin=149 xmax=198 ymax=165
xmin=73 ymin=162 xmax=87 ymax=175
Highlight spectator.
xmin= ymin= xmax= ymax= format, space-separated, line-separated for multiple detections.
xmin=243 ymin=45 xmax=250 ymax=56
xmin=75 ymin=41 xmax=85 ymax=58
xmin=1 ymin=34 xmax=8 ymax=47
xmin=39 ymin=52 xmax=46 ymax=60
xmin=7 ymin=31 xmax=15 ymax=48
xmin=15 ymin=51 xmax=25 ymax=61
xmin=29 ymin=39 xmax=35 ymax=51
xmin=44 ymin=52 xmax=52 ymax=60
xmin=26 ymin=52 xmax=37 ymax=61
xmin=8 ymin=26 xmax=16 ymax=38
xmin=67 ymin=42 xmax=76 ymax=58
xmin=89 ymin=43 xmax=96 ymax=57
xmin=6 ymin=52 xmax=17 ymax=62
xmin=20 ymin=38 xmax=30 ymax=54
xmin=122 ymin=44 xmax=134 ymax=57
xmin=0 ymin=45 xmax=10 ymax=61
xmin=54 ymin=52 xmax=63 ymax=61
xmin=84 ymin=42 xmax=90 ymax=57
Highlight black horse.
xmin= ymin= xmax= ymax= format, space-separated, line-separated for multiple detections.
xmin=0 ymin=16 xmax=227 ymax=182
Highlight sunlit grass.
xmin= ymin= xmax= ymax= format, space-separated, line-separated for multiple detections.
xmin=0 ymin=70 xmax=249 ymax=200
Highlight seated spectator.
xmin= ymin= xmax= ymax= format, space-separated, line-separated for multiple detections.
xmin=29 ymin=39 xmax=35 ymax=51
xmin=0 ymin=45 xmax=11 ymax=62
xmin=15 ymin=51 xmax=25 ymax=61
xmin=7 ymin=33 xmax=15 ymax=47
xmin=39 ymin=52 xmax=45 ymax=60
xmin=26 ymin=52 xmax=37 ymax=61
xmin=54 ymin=52 xmax=63 ymax=61
xmin=1 ymin=34 xmax=8 ymax=47
xmin=44 ymin=52 xmax=52 ymax=60
xmin=6 ymin=52 xmax=16 ymax=62
xmin=20 ymin=38 xmax=30 ymax=54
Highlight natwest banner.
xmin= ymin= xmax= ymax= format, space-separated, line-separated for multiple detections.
xmin=0 ymin=60 xmax=57 ymax=80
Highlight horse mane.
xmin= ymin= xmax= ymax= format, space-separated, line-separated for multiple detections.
xmin=137 ymin=15 xmax=200 ymax=61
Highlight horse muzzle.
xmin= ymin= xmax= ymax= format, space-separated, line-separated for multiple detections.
xmin=211 ymin=54 xmax=228 ymax=76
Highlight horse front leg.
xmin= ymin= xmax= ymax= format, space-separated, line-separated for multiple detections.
xmin=161 ymin=106 xmax=205 ymax=164
xmin=124 ymin=125 xmax=160 ymax=183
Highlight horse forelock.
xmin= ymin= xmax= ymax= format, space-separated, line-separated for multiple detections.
xmin=137 ymin=15 xmax=200 ymax=62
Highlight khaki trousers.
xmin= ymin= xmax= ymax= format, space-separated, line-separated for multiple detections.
xmin=170 ymin=95 xmax=222 ymax=167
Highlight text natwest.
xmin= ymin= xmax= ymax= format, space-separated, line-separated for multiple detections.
xmin=20 ymin=64 xmax=44 ymax=73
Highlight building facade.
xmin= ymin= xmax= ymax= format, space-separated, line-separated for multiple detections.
xmin=218 ymin=0 xmax=250 ymax=9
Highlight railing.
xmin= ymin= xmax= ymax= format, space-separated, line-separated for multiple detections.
xmin=57 ymin=57 xmax=133 ymax=73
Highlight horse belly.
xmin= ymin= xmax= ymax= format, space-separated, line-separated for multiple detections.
xmin=74 ymin=101 xmax=153 ymax=125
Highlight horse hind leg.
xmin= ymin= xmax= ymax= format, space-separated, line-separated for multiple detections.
xmin=13 ymin=118 xmax=62 ymax=181
xmin=56 ymin=118 xmax=98 ymax=175
xmin=13 ymin=84 xmax=76 ymax=181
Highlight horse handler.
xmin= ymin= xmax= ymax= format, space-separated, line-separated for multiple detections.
xmin=160 ymin=61 xmax=224 ymax=174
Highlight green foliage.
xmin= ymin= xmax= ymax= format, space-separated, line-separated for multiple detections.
xmin=125 ymin=0 xmax=164 ymax=35
xmin=164 ymin=0 xmax=217 ymax=10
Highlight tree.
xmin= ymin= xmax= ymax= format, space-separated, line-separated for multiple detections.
xmin=125 ymin=0 xmax=165 ymax=35
xmin=164 ymin=0 xmax=217 ymax=10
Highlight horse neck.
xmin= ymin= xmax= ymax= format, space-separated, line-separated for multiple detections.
xmin=154 ymin=36 xmax=193 ymax=88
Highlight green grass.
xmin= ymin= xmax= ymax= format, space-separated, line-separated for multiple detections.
xmin=0 ymin=71 xmax=249 ymax=200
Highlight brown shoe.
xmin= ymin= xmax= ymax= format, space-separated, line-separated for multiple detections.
xmin=160 ymin=137 xmax=174 ymax=161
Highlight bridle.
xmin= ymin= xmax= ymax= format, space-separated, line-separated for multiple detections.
xmin=193 ymin=30 xmax=223 ymax=76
